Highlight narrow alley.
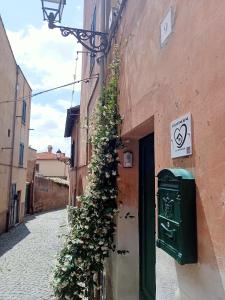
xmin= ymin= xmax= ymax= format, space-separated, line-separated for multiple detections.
xmin=0 ymin=209 xmax=66 ymax=300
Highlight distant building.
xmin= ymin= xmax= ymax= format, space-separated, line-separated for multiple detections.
xmin=27 ymin=147 xmax=37 ymax=183
xmin=33 ymin=175 xmax=69 ymax=213
xmin=0 ymin=16 xmax=32 ymax=233
xmin=26 ymin=146 xmax=69 ymax=214
xmin=36 ymin=145 xmax=69 ymax=179
xmin=25 ymin=146 xmax=37 ymax=215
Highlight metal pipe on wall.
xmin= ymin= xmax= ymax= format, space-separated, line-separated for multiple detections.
xmin=99 ymin=0 xmax=106 ymax=91
xmin=7 ymin=64 xmax=19 ymax=231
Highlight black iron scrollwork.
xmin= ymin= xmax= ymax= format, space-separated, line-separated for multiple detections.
xmin=52 ymin=25 xmax=108 ymax=53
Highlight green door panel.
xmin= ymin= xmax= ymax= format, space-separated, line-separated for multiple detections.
xmin=139 ymin=134 xmax=156 ymax=300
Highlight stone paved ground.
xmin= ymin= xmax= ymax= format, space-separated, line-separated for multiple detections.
xmin=0 ymin=209 xmax=67 ymax=300
xmin=156 ymin=248 xmax=178 ymax=300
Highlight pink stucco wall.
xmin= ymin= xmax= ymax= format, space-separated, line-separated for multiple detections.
xmin=115 ymin=1 xmax=225 ymax=299
xmin=78 ymin=1 xmax=225 ymax=299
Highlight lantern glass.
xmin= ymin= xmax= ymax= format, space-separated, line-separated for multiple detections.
xmin=41 ymin=0 xmax=66 ymax=24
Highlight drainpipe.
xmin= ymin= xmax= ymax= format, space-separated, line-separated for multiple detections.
xmin=7 ymin=64 xmax=19 ymax=230
xmin=85 ymin=0 xmax=106 ymax=168
xmin=74 ymin=118 xmax=79 ymax=206
xmin=99 ymin=0 xmax=106 ymax=91
xmin=31 ymin=161 xmax=36 ymax=214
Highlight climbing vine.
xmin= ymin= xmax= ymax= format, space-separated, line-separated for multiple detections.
xmin=52 ymin=46 xmax=121 ymax=300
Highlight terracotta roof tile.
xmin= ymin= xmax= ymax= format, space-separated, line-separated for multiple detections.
xmin=36 ymin=152 xmax=57 ymax=160
xmin=36 ymin=152 xmax=69 ymax=160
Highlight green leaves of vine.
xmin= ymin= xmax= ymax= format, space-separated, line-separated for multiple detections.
xmin=52 ymin=47 xmax=121 ymax=300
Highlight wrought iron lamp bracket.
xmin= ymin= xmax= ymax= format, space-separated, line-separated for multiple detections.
xmin=50 ymin=23 xmax=108 ymax=54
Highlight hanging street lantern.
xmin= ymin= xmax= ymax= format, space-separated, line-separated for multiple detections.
xmin=40 ymin=0 xmax=108 ymax=54
xmin=41 ymin=0 xmax=66 ymax=26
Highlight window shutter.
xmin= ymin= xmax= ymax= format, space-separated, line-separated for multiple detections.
xmin=19 ymin=143 xmax=24 ymax=166
xmin=71 ymin=141 xmax=75 ymax=168
xmin=22 ymin=100 xmax=27 ymax=124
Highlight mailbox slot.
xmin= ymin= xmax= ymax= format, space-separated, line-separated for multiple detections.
xmin=156 ymin=168 xmax=197 ymax=265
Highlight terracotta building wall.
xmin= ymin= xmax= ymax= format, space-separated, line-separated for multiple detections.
xmin=79 ymin=0 xmax=101 ymax=168
xmin=79 ymin=0 xmax=225 ymax=299
xmin=33 ymin=176 xmax=69 ymax=213
xmin=74 ymin=0 xmax=102 ymax=205
xmin=112 ymin=1 xmax=225 ymax=299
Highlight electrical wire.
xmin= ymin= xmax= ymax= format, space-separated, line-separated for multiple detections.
xmin=71 ymin=51 xmax=91 ymax=107
xmin=71 ymin=51 xmax=79 ymax=107
xmin=0 ymin=75 xmax=99 ymax=105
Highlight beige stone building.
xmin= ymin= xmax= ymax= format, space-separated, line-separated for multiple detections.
xmin=36 ymin=145 xmax=69 ymax=179
xmin=66 ymin=0 xmax=225 ymax=299
xmin=0 ymin=16 xmax=32 ymax=233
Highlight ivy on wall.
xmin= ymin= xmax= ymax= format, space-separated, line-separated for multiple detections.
xmin=52 ymin=46 xmax=121 ymax=300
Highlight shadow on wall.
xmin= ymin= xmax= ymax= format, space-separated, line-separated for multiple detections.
xmin=175 ymin=186 xmax=225 ymax=300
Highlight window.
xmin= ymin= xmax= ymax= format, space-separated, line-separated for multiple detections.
xmin=90 ymin=7 xmax=96 ymax=74
xmin=19 ymin=143 xmax=24 ymax=167
xmin=71 ymin=141 xmax=75 ymax=168
xmin=22 ymin=99 xmax=27 ymax=124
xmin=35 ymin=164 xmax=40 ymax=172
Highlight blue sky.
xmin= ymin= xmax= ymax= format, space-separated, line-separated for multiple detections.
xmin=0 ymin=0 xmax=84 ymax=154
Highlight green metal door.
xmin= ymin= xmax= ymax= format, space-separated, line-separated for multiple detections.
xmin=139 ymin=134 xmax=155 ymax=300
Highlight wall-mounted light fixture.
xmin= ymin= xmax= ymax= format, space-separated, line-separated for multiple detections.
xmin=123 ymin=151 xmax=133 ymax=168
xmin=41 ymin=0 xmax=108 ymax=54
xmin=41 ymin=0 xmax=66 ymax=24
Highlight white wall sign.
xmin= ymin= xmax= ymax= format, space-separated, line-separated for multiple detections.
xmin=171 ymin=113 xmax=192 ymax=158
xmin=160 ymin=8 xmax=173 ymax=47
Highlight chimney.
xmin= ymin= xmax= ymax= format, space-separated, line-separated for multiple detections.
xmin=47 ymin=145 xmax=53 ymax=153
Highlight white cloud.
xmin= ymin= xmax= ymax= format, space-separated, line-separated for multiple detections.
xmin=56 ymin=98 xmax=72 ymax=109
xmin=29 ymin=101 xmax=70 ymax=155
xmin=7 ymin=23 xmax=82 ymax=92
xmin=6 ymin=23 xmax=84 ymax=154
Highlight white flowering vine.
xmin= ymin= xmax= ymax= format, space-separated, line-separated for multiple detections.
xmin=52 ymin=47 xmax=122 ymax=300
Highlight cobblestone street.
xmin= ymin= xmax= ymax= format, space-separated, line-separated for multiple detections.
xmin=0 ymin=209 xmax=67 ymax=300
